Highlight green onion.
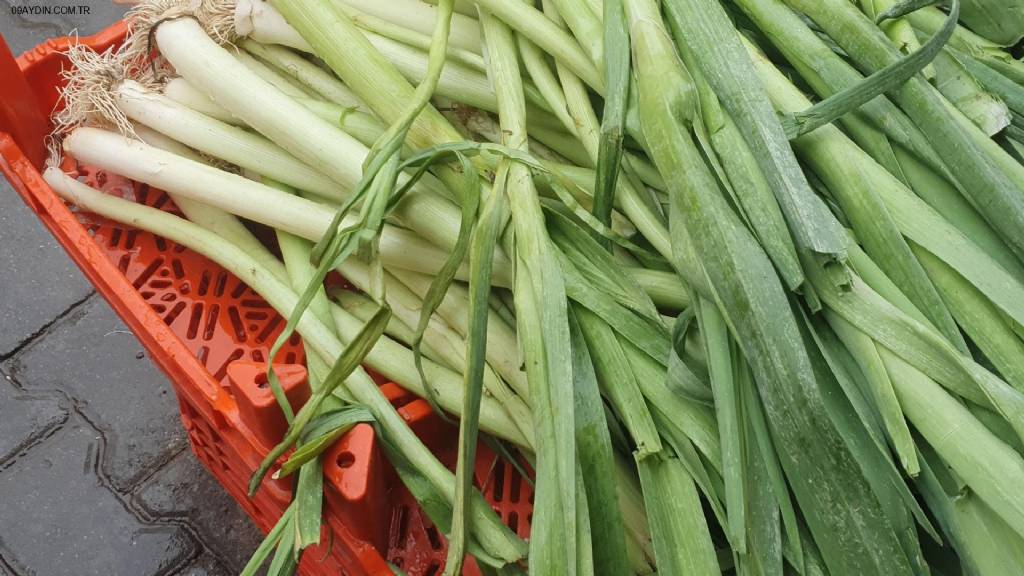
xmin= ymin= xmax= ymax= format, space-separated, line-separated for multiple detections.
xmin=662 ymin=0 xmax=849 ymax=262
xmin=784 ymin=0 xmax=1024 ymax=261
xmin=575 ymin=306 xmax=662 ymax=457
xmin=860 ymin=0 xmax=935 ymax=78
xmin=129 ymin=124 xmax=290 ymax=285
xmin=665 ymin=16 xmax=803 ymax=290
xmin=954 ymin=0 xmax=1024 ymax=46
xmin=335 ymin=0 xmax=483 ymax=53
xmin=338 ymin=5 xmax=484 ymax=69
xmin=628 ymin=1 xmax=916 ymax=572
xmin=828 ymin=313 xmax=919 ymax=474
xmin=750 ymin=48 xmax=1024 ymax=344
xmin=732 ymin=0 xmax=948 ymax=177
xmin=480 ymin=8 xmax=579 ymax=572
xmin=593 ymin=0 xmax=630 ymax=238
xmin=115 ymin=81 xmax=343 ymax=202
xmin=567 ymin=310 xmax=632 ymax=575
xmin=152 ymin=18 xmax=480 ymax=257
xmin=544 ymin=0 xmax=603 ymax=65
xmin=929 ymin=48 xmax=1011 ymax=136
xmin=240 ymin=40 xmax=369 ymax=109
xmin=469 ymin=0 xmax=603 ymax=92
xmin=275 ymin=407 xmax=375 ymax=480
xmin=696 ymin=299 xmax=746 ymax=550
xmin=906 ymin=5 xmax=1024 ymax=85
xmin=61 ymin=128 xmax=501 ymax=284
xmin=636 ymin=453 xmax=720 ymax=575
xmin=50 ymin=1 xmax=1024 ymax=572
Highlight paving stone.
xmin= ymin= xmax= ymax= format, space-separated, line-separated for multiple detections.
xmin=6 ymin=297 xmax=188 ymax=492
xmin=135 ymin=450 xmax=263 ymax=573
xmin=0 ymin=417 xmax=195 ymax=576
xmin=0 ymin=369 xmax=68 ymax=465
xmin=0 ymin=0 xmax=128 ymax=55
xmin=172 ymin=551 xmax=233 ymax=576
xmin=0 ymin=179 xmax=94 ymax=358
xmin=1 ymin=4 xmax=266 ymax=575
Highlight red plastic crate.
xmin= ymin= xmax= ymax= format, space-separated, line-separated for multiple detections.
xmin=0 ymin=24 xmax=532 ymax=575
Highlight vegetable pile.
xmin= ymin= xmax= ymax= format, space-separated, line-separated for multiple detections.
xmin=43 ymin=0 xmax=1024 ymax=573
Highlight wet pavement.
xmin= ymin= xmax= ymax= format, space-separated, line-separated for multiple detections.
xmin=1 ymin=4 xmax=265 ymax=573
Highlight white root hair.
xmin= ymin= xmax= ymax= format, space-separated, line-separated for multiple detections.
xmin=48 ymin=43 xmax=158 ymax=165
xmin=123 ymin=0 xmax=239 ymax=66
xmin=49 ymin=0 xmax=243 ymax=167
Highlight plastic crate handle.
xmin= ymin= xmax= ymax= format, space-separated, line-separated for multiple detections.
xmin=0 ymin=34 xmax=48 ymax=167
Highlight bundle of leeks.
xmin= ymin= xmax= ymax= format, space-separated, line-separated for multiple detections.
xmin=45 ymin=0 xmax=1024 ymax=573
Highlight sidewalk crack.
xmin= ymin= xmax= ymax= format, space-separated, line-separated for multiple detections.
xmin=0 ymin=291 xmax=96 ymax=363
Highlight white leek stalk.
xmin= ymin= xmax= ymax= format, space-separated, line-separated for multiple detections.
xmin=233 ymin=49 xmax=315 ymax=98
xmin=335 ymin=259 xmax=534 ymax=435
xmin=163 ymin=77 xmax=241 ymax=125
xmin=229 ymin=5 xmax=546 ymax=116
xmin=240 ymin=40 xmax=370 ymax=110
xmin=236 ymin=0 xmax=483 ymax=55
xmin=362 ymin=31 xmax=499 ymax=112
xmin=234 ymin=0 xmax=312 ymax=50
xmin=326 ymin=297 xmax=533 ymax=447
xmin=152 ymin=18 xmax=483 ymax=259
xmin=163 ymin=78 xmax=386 ymax=151
xmin=130 ymin=124 xmax=290 ymax=284
xmin=334 ymin=0 xmax=482 ymax=53
xmin=62 ymin=127 xmax=514 ymax=286
xmin=337 ymin=3 xmax=485 ymax=70
xmin=420 ymin=0 xmax=477 ymax=18
xmin=332 ymin=288 xmax=451 ymax=367
xmin=389 ymin=268 xmax=530 ymax=401
xmin=116 ymin=81 xmax=341 ymax=202
xmin=151 ymin=81 xmax=456 ymax=215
